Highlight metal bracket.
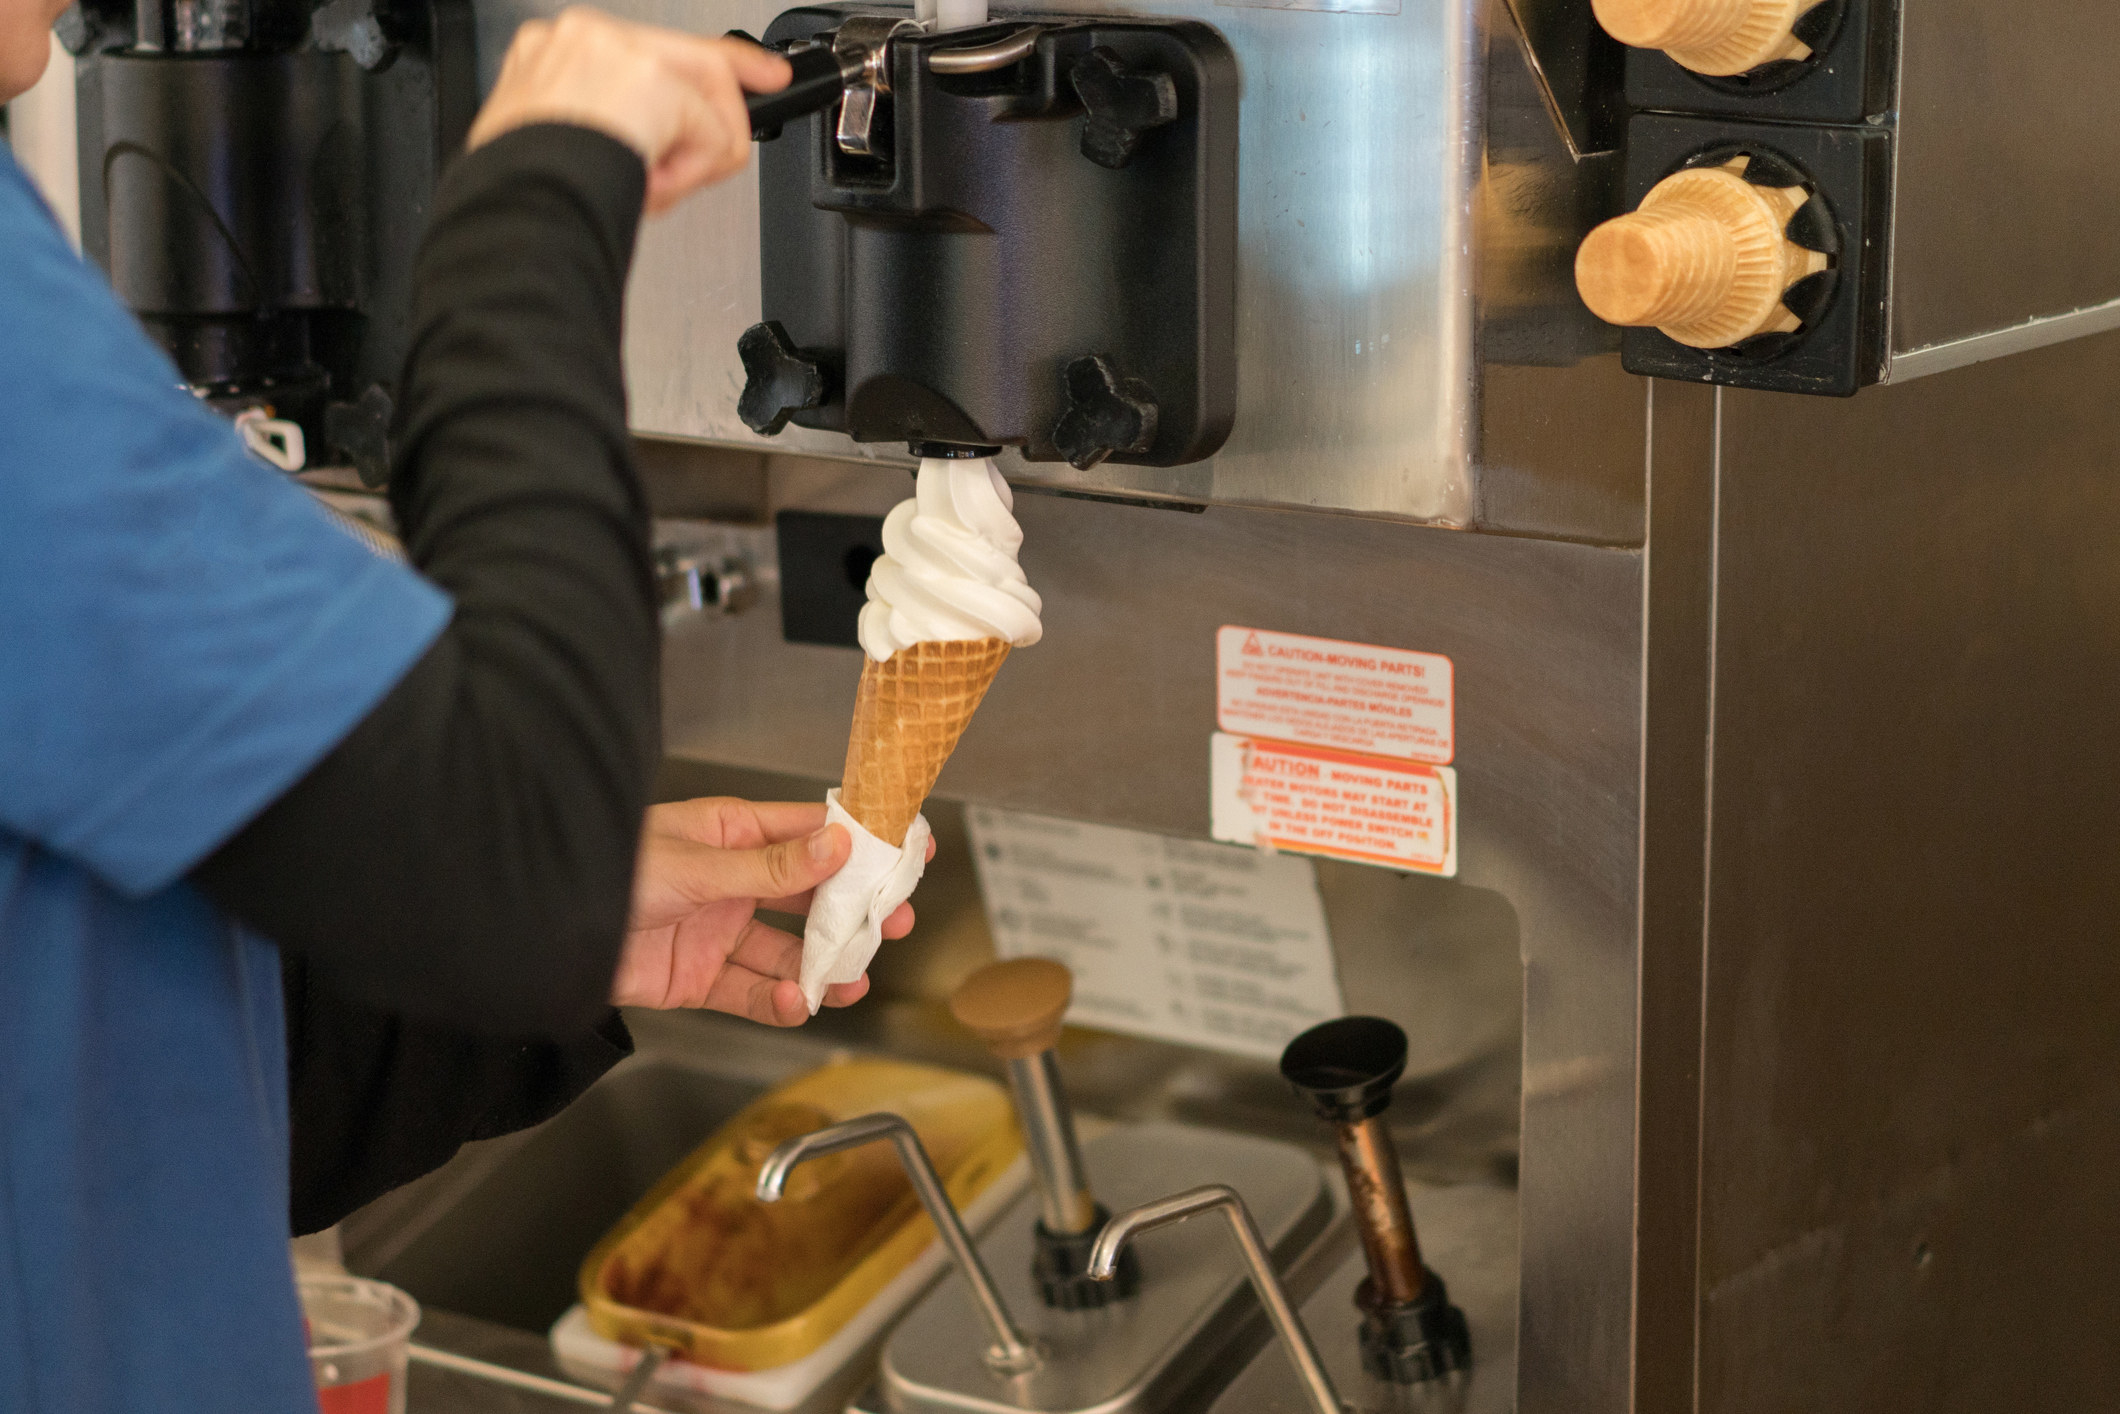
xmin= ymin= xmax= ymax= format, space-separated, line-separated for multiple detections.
xmin=832 ymin=15 xmax=924 ymax=157
xmin=758 ymin=1113 xmax=1041 ymax=1374
xmin=1090 ymin=1185 xmax=1343 ymax=1414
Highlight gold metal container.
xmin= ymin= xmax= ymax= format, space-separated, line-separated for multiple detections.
xmin=578 ymin=1059 xmax=1020 ymax=1372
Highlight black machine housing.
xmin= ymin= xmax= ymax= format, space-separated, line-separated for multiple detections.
xmin=741 ymin=7 xmax=1238 ymax=471
xmin=62 ymin=0 xmax=476 ymax=481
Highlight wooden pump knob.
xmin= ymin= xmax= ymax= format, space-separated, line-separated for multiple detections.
xmin=1590 ymin=0 xmax=1823 ymax=75
xmin=1574 ymin=161 xmax=1829 ymax=349
xmin=950 ymin=958 xmax=1073 ymax=1060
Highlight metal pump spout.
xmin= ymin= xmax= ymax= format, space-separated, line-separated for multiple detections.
xmin=757 ymin=1113 xmax=1040 ymax=1374
xmin=1090 ymin=1185 xmax=1342 ymax=1414
xmin=950 ymin=958 xmax=1141 ymax=1309
xmin=1281 ymin=1016 xmax=1473 ymax=1385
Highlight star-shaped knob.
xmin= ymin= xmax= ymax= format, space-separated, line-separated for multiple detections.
xmin=736 ymin=321 xmax=830 ymax=436
xmin=1070 ymin=47 xmax=1178 ymax=171
xmin=1051 ymin=355 xmax=1159 ymax=469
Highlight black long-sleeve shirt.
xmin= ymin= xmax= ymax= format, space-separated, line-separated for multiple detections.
xmin=192 ymin=124 xmax=660 ymax=1231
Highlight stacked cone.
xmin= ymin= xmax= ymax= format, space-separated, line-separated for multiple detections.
xmin=840 ymin=637 xmax=1012 ymax=847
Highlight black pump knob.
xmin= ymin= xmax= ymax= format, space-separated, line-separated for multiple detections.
xmin=1070 ymin=47 xmax=1178 ymax=169
xmin=1280 ymin=1015 xmax=1409 ymax=1124
xmin=737 ymin=321 xmax=830 ymax=436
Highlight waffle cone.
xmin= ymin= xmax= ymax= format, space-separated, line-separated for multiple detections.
xmin=840 ymin=638 xmax=1012 ymax=846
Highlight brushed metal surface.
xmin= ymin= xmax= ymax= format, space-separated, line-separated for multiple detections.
xmin=877 ymin=1123 xmax=1332 ymax=1414
xmin=1206 ymin=1182 xmax=1519 ymax=1414
xmin=1683 ymin=327 xmax=2120 ymax=1411
xmin=1886 ymin=294 xmax=2120 ymax=384
xmin=462 ymin=0 xmax=1567 ymax=523
xmin=1889 ymin=0 xmax=2120 ymax=361
xmin=660 ymin=476 xmax=1645 ymax=1414
xmin=1628 ymin=378 xmax=1717 ymax=1414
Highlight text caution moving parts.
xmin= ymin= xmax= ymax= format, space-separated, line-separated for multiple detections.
xmin=1211 ymin=627 xmax=1458 ymax=875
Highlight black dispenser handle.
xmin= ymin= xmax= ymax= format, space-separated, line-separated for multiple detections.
xmin=746 ymin=44 xmax=855 ymax=140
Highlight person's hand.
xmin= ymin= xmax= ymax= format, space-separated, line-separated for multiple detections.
xmin=612 ymin=797 xmax=935 ymax=1025
xmin=467 ymin=7 xmax=791 ymax=214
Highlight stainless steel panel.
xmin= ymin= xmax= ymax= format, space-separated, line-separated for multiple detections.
xmin=1888 ymin=0 xmax=2120 ymax=364
xmin=1206 ymin=1182 xmax=1519 ymax=1414
xmin=341 ymin=1011 xmax=836 ymax=1325
xmin=1628 ymin=379 xmax=1717 ymax=1414
xmin=1691 ymin=328 xmax=2120 ymax=1408
xmin=660 ymin=481 xmax=1646 ymax=1414
xmin=407 ymin=1309 xmax=690 ymax=1414
xmin=465 ymin=0 xmax=1643 ymax=525
xmin=876 ymin=1123 xmax=1333 ymax=1414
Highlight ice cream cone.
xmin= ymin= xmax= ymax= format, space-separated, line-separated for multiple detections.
xmin=840 ymin=637 xmax=1012 ymax=846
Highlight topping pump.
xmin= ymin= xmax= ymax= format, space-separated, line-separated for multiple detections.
xmin=949 ymin=959 xmax=1138 ymax=1309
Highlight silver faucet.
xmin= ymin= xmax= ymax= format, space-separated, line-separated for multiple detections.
xmin=756 ymin=1113 xmax=1040 ymax=1374
xmin=1090 ymin=1184 xmax=1344 ymax=1414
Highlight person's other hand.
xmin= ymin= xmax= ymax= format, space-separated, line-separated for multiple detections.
xmin=613 ymin=797 xmax=935 ymax=1025
xmin=468 ymin=7 xmax=791 ymax=214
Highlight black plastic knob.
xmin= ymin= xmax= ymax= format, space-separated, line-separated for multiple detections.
xmin=1051 ymin=355 xmax=1158 ymax=470
xmin=1358 ymin=1269 xmax=1473 ymax=1383
xmin=324 ymin=383 xmax=394 ymax=489
xmin=1033 ymin=1204 xmax=1140 ymax=1310
xmin=746 ymin=44 xmax=853 ymax=141
xmin=1070 ymin=47 xmax=1178 ymax=170
xmin=1280 ymin=1016 xmax=1409 ymax=1124
xmin=737 ymin=321 xmax=830 ymax=436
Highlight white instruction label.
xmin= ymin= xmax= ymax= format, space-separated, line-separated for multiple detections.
xmin=1210 ymin=734 xmax=1458 ymax=876
xmin=967 ymin=806 xmax=1346 ymax=1060
xmin=1217 ymin=627 xmax=1454 ymax=764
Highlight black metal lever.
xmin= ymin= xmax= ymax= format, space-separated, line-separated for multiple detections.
xmin=746 ymin=44 xmax=858 ymax=140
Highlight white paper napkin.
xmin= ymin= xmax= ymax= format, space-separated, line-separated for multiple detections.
xmin=799 ymin=790 xmax=931 ymax=1014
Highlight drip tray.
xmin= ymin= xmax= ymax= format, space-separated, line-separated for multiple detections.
xmin=864 ymin=1121 xmax=1341 ymax=1414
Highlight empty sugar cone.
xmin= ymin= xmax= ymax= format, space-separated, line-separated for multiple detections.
xmin=840 ymin=638 xmax=1012 ymax=847
xmin=1575 ymin=162 xmax=1828 ymax=349
xmin=1591 ymin=0 xmax=1820 ymax=75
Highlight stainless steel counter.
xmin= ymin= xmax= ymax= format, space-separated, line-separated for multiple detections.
xmin=352 ymin=999 xmax=1519 ymax=1414
xmin=407 ymin=1311 xmax=673 ymax=1414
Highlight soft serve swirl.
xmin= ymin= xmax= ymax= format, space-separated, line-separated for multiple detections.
xmin=857 ymin=458 xmax=1043 ymax=661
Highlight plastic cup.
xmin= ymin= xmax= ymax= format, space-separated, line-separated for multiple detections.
xmin=299 ymin=1275 xmax=420 ymax=1414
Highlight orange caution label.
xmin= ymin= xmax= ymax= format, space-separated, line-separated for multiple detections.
xmin=1216 ymin=627 xmax=1453 ymax=765
xmin=1210 ymin=735 xmax=1457 ymax=875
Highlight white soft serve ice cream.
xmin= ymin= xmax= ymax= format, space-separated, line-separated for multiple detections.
xmin=857 ymin=458 xmax=1043 ymax=662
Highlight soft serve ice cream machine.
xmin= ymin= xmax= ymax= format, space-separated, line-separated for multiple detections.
xmin=733 ymin=8 xmax=1234 ymax=470
xmin=22 ymin=0 xmax=2120 ymax=1405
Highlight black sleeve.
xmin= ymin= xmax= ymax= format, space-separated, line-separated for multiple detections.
xmin=282 ymin=953 xmax=634 ymax=1235
xmin=194 ymin=124 xmax=660 ymax=1040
